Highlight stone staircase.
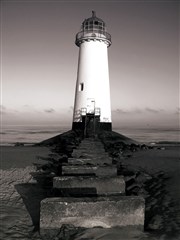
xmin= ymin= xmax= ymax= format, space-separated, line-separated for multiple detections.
xmin=40 ymin=138 xmax=145 ymax=238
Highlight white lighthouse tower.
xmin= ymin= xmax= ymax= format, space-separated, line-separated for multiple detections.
xmin=72 ymin=11 xmax=112 ymax=135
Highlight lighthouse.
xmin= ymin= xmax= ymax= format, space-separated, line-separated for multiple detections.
xmin=72 ymin=11 xmax=112 ymax=135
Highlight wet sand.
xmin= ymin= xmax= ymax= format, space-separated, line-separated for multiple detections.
xmin=121 ymin=145 xmax=180 ymax=239
xmin=122 ymin=146 xmax=180 ymax=199
xmin=0 ymin=144 xmax=179 ymax=240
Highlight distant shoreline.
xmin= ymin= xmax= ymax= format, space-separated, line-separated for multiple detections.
xmin=1 ymin=126 xmax=179 ymax=146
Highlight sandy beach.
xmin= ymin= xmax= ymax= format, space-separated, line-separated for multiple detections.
xmin=0 ymin=146 xmax=51 ymax=240
xmin=0 ymin=143 xmax=179 ymax=240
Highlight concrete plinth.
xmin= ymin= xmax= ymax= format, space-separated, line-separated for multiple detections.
xmin=62 ymin=165 xmax=117 ymax=176
xmin=53 ymin=176 xmax=125 ymax=195
xmin=77 ymin=146 xmax=105 ymax=150
xmin=67 ymin=157 xmax=112 ymax=165
xmin=72 ymin=151 xmax=109 ymax=158
xmin=40 ymin=196 xmax=145 ymax=238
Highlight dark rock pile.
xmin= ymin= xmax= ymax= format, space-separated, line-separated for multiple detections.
xmin=32 ymin=130 xmax=83 ymax=187
xmin=98 ymin=130 xmax=150 ymax=160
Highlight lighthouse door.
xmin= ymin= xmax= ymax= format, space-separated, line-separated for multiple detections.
xmin=87 ymin=98 xmax=95 ymax=114
xmin=84 ymin=98 xmax=100 ymax=137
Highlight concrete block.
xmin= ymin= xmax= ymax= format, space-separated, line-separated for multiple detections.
xmin=53 ymin=176 xmax=125 ymax=195
xmin=67 ymin=157 xmax=112 ymax=165
xmin=40 ymin=196 xmax=145 ymax=238
xmin=80 ymin=140 xmax=103 ymax=145
xmin=72 ymin=151 xmax=109 ymax=158
xmin=68 ymin=157 xmax=92 ymax=164
xmin=62 ymin=165 xmax=117 ymax=177
xmin=77 ymin=146 xmax=105 ymax=150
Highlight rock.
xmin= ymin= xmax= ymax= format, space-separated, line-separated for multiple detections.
xmin=137 ymin=188 xmax=149 ymax=198
xmin=124 ymin=175 xmax=136 ymax=182
xmin=126 ymin=178 xmax=136 ymax=188
xmin=135 ymin=172 xmax=152 ymax=184
xmin=126 ymin=183 xmax=142 ymax=196
xmin=147 ymin=215 xmax=163 ymax=230
xmin=148 ymin=198 xmax=158 ymax=207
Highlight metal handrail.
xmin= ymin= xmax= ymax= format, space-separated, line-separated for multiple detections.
xmin=95 ymin=108 xmax=101 ymax=116
xmin=81 ymin=108 xmax=87 ymax=116
xmin=75 ymin=30 xmax=111 ymax=46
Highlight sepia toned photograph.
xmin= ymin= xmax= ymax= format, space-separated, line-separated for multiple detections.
xmin=0 ymin=0 xmax=179 ymax=239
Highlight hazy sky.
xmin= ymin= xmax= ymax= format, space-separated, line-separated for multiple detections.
xmin=1 ymin=0 xmax=179 ymax=128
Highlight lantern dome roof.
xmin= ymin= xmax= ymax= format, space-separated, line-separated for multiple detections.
xmin=82 ymin=11 xmax=105 ymax=25
xmin=81 ymin=11 xmax=106 ymax=32
xmin=75 ymin=11 xmax=111 ymax=47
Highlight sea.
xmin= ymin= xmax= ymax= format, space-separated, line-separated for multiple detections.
xmin=0 ymin=124 xmax=179 ymax=146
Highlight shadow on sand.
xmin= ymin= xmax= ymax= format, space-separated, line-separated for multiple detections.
xmin=15 ymin=181 xmax=51 ymax=231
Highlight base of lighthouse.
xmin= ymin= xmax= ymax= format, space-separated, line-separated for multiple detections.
xmin=72 ymin=115 xmax=112 ymax=137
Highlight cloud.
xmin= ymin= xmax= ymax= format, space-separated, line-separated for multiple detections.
xmin=22 ymin=105 xmax=40 ymax=112
xmin=113 ymin=107 xmax=165 ymax=115
xmin=145 ymin=108 xmax=163 ymax=114
xmin=23 ymin=104 xmax=30 ymax=108
xmin=113 ymin=108 xmax=143 ymax=114
xmin=113 ymin=109 xmax=129 ymax=114
xmin=44 ymin=108 xmax=55 ymax=113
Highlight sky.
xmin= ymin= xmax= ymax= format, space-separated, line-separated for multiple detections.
xmin=1 ymin=0 xmax=179 ymax=129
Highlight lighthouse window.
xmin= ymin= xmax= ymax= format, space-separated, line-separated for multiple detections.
xmin=94 ymin=21 xmax=98 ymax=25
xmin=79 ymin=83 xmax=84 ymax=91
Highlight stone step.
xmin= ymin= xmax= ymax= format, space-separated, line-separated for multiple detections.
xmin=79 ymin=145 xmax=104 ymax=149
xmin=72 ymin=150 xmax=107 ymax=156
xmin=79 ymin=143 xmax=104 ymax=147
xmin=77 ymin=147 xmax=105 ymax=151
xmin=53 ymin=176 xmax=125 ymax=195
xmin=67 ymin=157 xmax=112 ymax=165
xmin=40 ymin=196 xmax=145 ymax=238
xmin=80 ymin=139 xmax=102 ymax=142
xmin=79 ymin=141 xmax=104 ymax=145
xmin=77 ymin=147 xmax=105 ymax=152
xmin=72 ymin=146 xmax=106 ymax=151
xmin=72 ymin=152 xmax=109 ymax=158
xmin=62 ymin=165 xmax=117 ymax=177
xmin=80 ymin=140 xmax=103 ymax=143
